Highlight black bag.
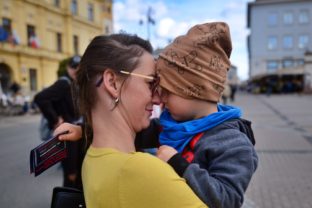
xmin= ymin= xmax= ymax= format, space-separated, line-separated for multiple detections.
xmin=51 ymin=187 xmax=86 ymax=208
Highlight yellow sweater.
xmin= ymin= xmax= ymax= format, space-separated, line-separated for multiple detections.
xmin=82 ymin=147 xmax=207 ymax=208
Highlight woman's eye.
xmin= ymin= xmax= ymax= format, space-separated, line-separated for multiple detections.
xmin=148 ymin=81 xmax=154 ymax=89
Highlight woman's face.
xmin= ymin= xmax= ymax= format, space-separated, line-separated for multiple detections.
xmin=121 ymin=52 xmax=160 ymax=131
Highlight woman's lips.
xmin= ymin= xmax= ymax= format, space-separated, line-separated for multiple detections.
xmin=146 ymin=108 xmax=153 ymax=116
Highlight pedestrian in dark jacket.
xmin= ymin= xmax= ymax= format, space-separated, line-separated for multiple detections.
xmin=34 ymin=55 xmax=84 ymax=190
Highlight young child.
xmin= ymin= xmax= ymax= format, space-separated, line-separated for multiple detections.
xmin=154 ymin=22 xmax=258 ymax=208
xmin=55 ymin=22 xmax=258 ymax=208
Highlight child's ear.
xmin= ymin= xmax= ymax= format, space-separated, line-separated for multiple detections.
xmin=103 ymin=69 xmax=119 ymax=98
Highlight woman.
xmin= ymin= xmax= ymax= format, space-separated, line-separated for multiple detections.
xmin=72 ymin=34 xmax=206 ymax=208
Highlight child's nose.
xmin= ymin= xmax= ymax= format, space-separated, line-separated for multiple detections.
xmin=152 ymin=90 xmax=161 ymax=105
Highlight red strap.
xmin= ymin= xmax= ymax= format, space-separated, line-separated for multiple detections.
xmin=182 ymin=132 xmax=204 ymax=162
xmin=189 ymin=132 xmax=204 ymax=149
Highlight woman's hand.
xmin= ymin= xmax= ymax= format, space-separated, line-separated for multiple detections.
xmin=53 ymin=122 xmax=82 ymax=141
xmin=156 ymin=145 xmax=178 ymax=162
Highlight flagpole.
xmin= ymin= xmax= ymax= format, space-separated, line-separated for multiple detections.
xmin=140 ymin=6 xmax=155 ymax=41
xmin=147 ymin=7 xmax=151 ymax=41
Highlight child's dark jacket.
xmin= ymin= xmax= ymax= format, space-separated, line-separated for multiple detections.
xmin=136 ymin=118 xmax=258 ymax=208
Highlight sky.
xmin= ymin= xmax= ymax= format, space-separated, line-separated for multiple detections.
xmin=113 ymin=0 xmax=254 ymax=80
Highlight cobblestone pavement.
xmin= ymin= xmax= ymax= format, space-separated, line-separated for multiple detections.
xmin=1 ymin=94 xmax=311 ymax=207
xmin=235 ymin=94 xmax=312 ymax=208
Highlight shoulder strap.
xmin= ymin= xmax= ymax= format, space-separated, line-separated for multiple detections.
xmin=236 ymin=118 xmax=256 ymax=145
xmin=182 ymin=132 xmax=204 ymax=162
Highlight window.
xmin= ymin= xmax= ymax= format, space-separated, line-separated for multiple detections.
xmin=296 ymin=59 xmax=304 ymax=66
xmin=57 ymin=32 xmax=62 ymax=52
xmin=283 ymin=35 xmax=293 ymax=49
xmin=73 ymin=35 xmax=79 ymax=54
xmin=298 ymin=35 xmax=309 ymax=49
xmin=282 ymin=59 xmax=294 ymax=68
xmin=29 ymin=68 xmax=37 ymax=91
xmin=27 ymin=25 xmax=36 ymax=47
xmin=267 ymin=60 xmax=279 ymax=72
xmin=88 ymin=3 xmax=94 ymax=21
xmin=268 ymin=36 xmax=277 ymax=50
xmin=105 ymin=26 xmax=110 ymax=34
xmin=71 ymin=0 xmax=78 ymax=15
xmin=2 ymin=18 xmax=12 ymax=34
xmin=299 ymin=10 xmax=309 ymax=24
xmin=268 ymin=13 xmax=278 ymax=26
xmin=283 ymin=12 xmax=293 ymax=25
xmin=54 ymin=0 xmax=60 ymax=7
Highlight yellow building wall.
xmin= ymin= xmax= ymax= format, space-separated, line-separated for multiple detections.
xmin=0 ymin=0 xmax=112 ymax=97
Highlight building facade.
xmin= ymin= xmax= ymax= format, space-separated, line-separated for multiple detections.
xmin=0 ymin=0 xmax=112 ymax=96
xmin=247 ymin=0 xmax=312 ymax=83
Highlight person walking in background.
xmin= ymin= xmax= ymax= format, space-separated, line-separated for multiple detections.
xmin=34 ymin=55 xmax=83 ymax=190
xmin=222 ymin=81 xmax=231 ymax=105
xmin=230 ymin=83 xmax=238 ymax=102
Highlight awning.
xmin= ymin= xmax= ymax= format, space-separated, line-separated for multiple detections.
xmin=250 ymin=67 xmax=304 ymax=81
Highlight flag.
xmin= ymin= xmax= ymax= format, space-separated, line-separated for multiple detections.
xmin=8 ymin=30 xmax=20 ymax=46
xmin=12 ymin=30 xmax=20 ymax=45
xmin=29 ymin=35 xmax=40 ymax=48
xmin=147 ymin=7 xmax=155 ymax=25
xmin=0 ymin=26 xmax=9 ymax=42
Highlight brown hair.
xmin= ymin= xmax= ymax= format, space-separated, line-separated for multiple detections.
xmin=75 ymin=34 xmax=153 ymax=146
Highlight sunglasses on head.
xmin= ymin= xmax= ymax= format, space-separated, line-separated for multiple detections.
xmin=95 ymin=70 xmax=160 ymax=97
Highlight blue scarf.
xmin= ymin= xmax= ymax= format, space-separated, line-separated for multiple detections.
xmin=159 ymin=104 xmax=242 ymax=153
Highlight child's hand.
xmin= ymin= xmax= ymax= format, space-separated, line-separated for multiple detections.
xmin=53 ymin=122 xmax=82 ymax=141
xmin=156 ymin=145 xmax=178 ymax=162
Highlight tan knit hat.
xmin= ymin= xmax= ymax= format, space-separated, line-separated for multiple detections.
xmin=156 ymin=22 xmax=232 ymax=102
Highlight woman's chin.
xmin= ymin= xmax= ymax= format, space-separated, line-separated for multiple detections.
xmin=140 ymin=119 xmax=151 ymax=131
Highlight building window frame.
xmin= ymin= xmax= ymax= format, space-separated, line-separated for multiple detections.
xmin=283 ymin=11 xmax=293 ymax=25
xmin=56 ymin=32 xmax=62 ymax=52
xmin=88 ymin=3 xmax=94 ymax=21
xmin=73 ymin=35 xmax=79 ymax=54
xmin=54 ymin=0 xmax=60 ymax=8
xmin=296 ymin=59 xmax=304 ymax=66
xmin=71 ymin=0 xmax=78 ymax=15
xmin=267 ymin=36 xmax=278 ymax=50
xmin=29 ymin=68 xmax=37 ymax=91
xmin=298 ymin=10 xmax=309 ymax=24
xmin=298 ymin=34 xmax=309 ymax=49
xmin=268 ymin=13 xmax=278 ymax=27
xmin=27 ymin=24 xmax=36 ymax=47
xmin=266 ymin=60 xmax=279 ymax=72
xmin=2 ymin=18 xmax=12 ymax=35
xmin=282 ymin=59 xmax=294 ymax=68
xmin=283 ymin=35 xmax=293 ymax=49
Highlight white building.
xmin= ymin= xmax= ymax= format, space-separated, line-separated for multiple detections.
xmin=247 ymin=0 xmax=312 ymax=79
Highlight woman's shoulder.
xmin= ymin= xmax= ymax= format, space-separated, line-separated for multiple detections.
xmin=124 ymin=152 xmax=176 ymax=176
xmin=120 ymin=152 xmax=189 ymax=189
xmin=119 ymin=152 xmax=207 ymax=208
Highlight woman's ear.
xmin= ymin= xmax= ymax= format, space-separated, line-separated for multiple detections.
xmin=102 ymin=69 xmax=119 ymax=98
